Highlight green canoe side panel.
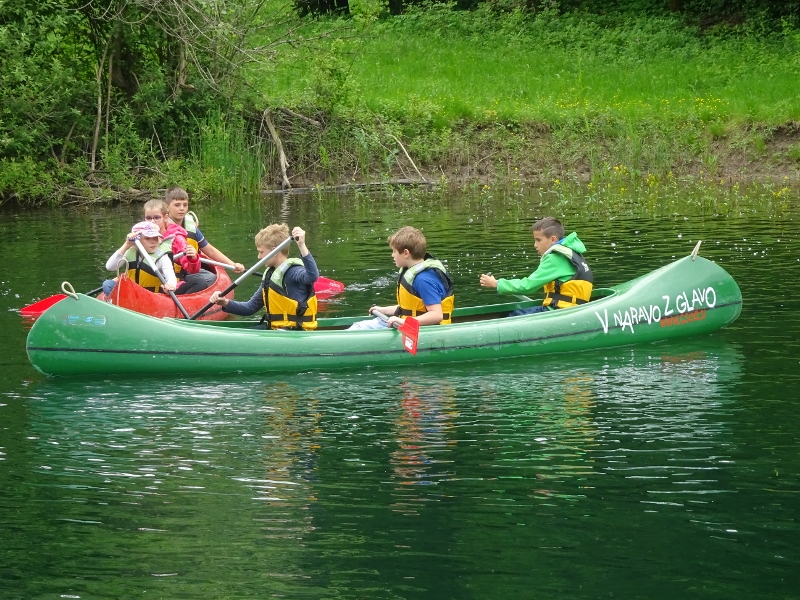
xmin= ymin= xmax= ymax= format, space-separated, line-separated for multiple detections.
xmin=26 ymin=255 xmax=742 ymax=377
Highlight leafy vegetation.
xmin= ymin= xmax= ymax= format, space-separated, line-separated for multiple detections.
xmin=1 ymin=0 xmax=798 ymax=205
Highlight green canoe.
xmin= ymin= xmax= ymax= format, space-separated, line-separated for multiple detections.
xmin=26 ymin=252 xmax=742 ymax=377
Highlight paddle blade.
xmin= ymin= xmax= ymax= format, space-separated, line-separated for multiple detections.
xmin=314 ymin=276 xmax=345 ymax=299
xmin=398 ymin=317 xmax=420 ymax=355
xmin=20 ymin=294 xmax=67 ymax=317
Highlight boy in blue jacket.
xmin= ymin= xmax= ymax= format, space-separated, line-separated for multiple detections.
xmin=480 ymin=217 xmax=593 ymax=316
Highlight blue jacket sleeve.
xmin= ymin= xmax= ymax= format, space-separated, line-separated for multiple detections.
xmin=223 ymin=285 xmax=265 ymax=316
xmin=293 ymin=253 xmax=320 ymax=286
xmin=283 ymin=253 xmax=320 ymax=301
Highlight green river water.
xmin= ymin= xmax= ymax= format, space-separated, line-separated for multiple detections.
xmin=0 ymin=191 xmax=798 ymax=599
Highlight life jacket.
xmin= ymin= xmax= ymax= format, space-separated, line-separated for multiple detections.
xmin=541 ymin=245 xmax=593 ymax=309
xmin=395 ymin=255 xmax=455 ymax=325
xmin=261 ymin=258 xmax=318 ymax=330
xmin=180 ymin=211 xmax=200 ymax=252
xmin=123 ymin=243 xmax=173 ymax=293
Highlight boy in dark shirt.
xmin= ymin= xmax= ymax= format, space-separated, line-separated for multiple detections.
xmin=210 ymin=224 xmax=319 ymax=330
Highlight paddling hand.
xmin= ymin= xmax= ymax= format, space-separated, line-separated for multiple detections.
xmin=480 ymin=273 xmax=498 ymax=289
xmin=210 ymin=291 xmax=229 ymax=307
xmin=185 ymin=246 xmax=197 ymax=261
xmin=387 ymin=316 xmax=404 ymax=328
xmin=232 ymin=262 xmax=245 ymax=273
xmin=162 ymin=282 xmax=176 ymax=292
xmin=292 ymin=227 xmax=308 ymax=252
xmin=120 ymin=234 xmax=138 ymax=251
xmin=369 ymin=305 xmax=393 ymax=317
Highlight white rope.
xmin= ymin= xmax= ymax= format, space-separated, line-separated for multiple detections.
xmin=691 ymin=240 xmax=703 ymax=261
xmin=61 ymin=282 xmax=79 ymax=300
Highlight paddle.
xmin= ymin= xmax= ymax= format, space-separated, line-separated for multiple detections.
xmin=20 ymin=286 xmax=103 ymax=317
xmin=370 ymin=309 xmax=420 ymax=356
xmin=189 ymin=235 xmax=295 ymax=320
xmin=173 ymin=253 xmax=346 ymax=296
xmin=134 ymin=238 xmax=191 ymax=320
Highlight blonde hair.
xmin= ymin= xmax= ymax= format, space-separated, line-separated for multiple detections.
xmin=143 ymin=198 xmax=168 ymax=214
xmin=165 ymin=186 xmax=189 ymax=203
xmin=387 ymin=226 xmax=426 ymax=259
xmin=255 ymin=223 xmax=290 ymax=256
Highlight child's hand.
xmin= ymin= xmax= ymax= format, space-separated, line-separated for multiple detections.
xmin=210 ymin=291 xmax=228 ymax=307
xmin=387 ymin=316 xmax=404 ymax=328
xmin=185 ymin=246 xmax=197 ymax=260
xmin=480 ymin=273 xmax=498 ymax=288
xmin=232 ymin=262 xmax=245 ymax=273
xmin=292 ymin=227 xmax=306 ymax=246
xmin=163 ymin=282 xmax=176 ymax=292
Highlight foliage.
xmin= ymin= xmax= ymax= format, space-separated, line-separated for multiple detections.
xmin=1 ymin=0 xmax=799 ymax=204
xmin=0 ymin=0 xmax=323 ymax=204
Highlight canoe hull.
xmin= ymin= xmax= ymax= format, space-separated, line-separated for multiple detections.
xmin=97 ymin=265 xmax=233 ymax=320
xmin=27 ymin=255 xmax=742 ymax=377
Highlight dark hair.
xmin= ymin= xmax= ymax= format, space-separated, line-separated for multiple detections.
xmin=532 ymin=217 xmax=564 ymax=239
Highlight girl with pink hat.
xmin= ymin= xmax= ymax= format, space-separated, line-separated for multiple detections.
xmin=102 ymin=221 xmax=177 ymax=296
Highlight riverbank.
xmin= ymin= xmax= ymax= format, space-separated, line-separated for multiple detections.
xmin=254 ymin=7 xmax=800 ymax=190
xmin=2 ymin=6 xmax=799 ymax=205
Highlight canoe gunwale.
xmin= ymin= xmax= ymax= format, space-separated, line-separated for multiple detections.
xmin=175 ymin=287 xmax=621 ymax=330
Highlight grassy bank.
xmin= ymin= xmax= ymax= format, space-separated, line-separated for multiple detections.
xmin=254 ymin=6 xmax=800 ymax=188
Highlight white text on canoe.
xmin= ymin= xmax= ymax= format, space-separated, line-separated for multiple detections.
xmin=594 ymin=286 xmax=717 ymax=334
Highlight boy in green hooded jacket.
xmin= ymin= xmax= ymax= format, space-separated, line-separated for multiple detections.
xmin=479 ymin=217 xmax=593 ymax=316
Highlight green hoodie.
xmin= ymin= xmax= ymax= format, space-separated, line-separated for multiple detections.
xmin=496 ymin=232 xmax=588 ymax=296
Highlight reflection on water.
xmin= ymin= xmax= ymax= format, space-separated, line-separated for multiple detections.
xmin=391 ymin=380 xmax=458 ymax=500
xmin=2 ymin=194 xmax=800 ymax=598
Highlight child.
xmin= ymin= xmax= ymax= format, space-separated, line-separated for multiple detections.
xmin=479 ymin=216 xmax=593 ymax=316
xmin=165 ymin=187 xmax=244 ymax=293
xmin=143 ymin=199 xmax=204 ymax=295
xmin=103 ymin=221 xmax=177 ymax=295
xmin=349 ymin=226 xmax=455 ymax=330
xmin=209 ymin=224 xmax=319 ymax=330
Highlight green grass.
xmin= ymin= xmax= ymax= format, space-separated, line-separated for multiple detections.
xmin=252 ymin=7 xmax=800 ymax=183
xmin=265 ymin=10 xmax=800 ymax=126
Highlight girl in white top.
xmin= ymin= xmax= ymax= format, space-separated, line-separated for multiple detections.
xmin=102 ymin=221 xmax=177 ymax=295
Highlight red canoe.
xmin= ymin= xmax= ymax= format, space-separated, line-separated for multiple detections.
xmin=21 ymin=269 xmax=345 ymax=320
xmin=98 ymin=264 xmax=235 ymax=320
xmin=98 ymin=268 xmax=345 ymax=320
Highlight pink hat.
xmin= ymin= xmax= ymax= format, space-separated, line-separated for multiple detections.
xmin=130 ymin=221 xmax=162 ymax=239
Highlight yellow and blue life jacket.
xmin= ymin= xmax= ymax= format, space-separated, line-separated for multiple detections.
xmin=261 ymin=258 xmax=318 ymax=330
xmin=180 ymin=211 xmax=200 ymax=253
xmin=395 ymin=255 xmax=455 ymax=325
